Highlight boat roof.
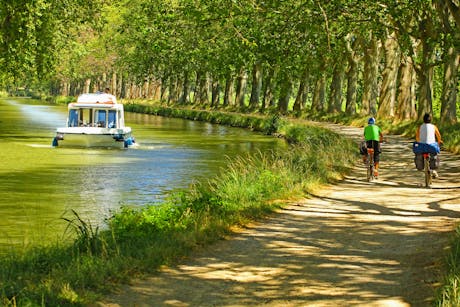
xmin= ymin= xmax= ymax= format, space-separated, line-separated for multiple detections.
xmin=76 ymin=93 xmax=118 ymax=104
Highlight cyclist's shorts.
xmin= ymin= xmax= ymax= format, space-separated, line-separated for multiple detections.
xmin=366 ymin=140 xmax=381 ymax=162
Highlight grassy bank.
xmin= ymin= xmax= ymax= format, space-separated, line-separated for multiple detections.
xmin=0 ymin=106 xmax=357 ymax=306
xmin=435 ymin=228 xmax=460 ymax=306
xmin=124 ymin=103 xmax=284 ymax=135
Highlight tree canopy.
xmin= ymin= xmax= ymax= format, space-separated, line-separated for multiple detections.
xmin=1 ymin=0 xmax=459 ymax=123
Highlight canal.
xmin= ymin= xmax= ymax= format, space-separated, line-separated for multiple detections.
xmin=0 ymin=98 xmax=285 ymax=251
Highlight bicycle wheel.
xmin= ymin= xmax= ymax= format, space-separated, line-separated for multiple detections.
xmin=424 ymin=154 xmax=432 ymax=188
xmin=367 ymin=154 xmax=374 ymax=182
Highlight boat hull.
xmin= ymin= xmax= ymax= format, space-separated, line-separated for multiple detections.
xmin=54 ymin=127 xmax=133 ymax=148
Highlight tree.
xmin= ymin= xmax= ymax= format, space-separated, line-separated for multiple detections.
xmin=377 ymin=31 xmax=400 ymax=119
xmin=0 ymin=0 xmax=103 ymax=86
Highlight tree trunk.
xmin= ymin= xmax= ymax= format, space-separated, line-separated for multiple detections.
xmin=168 ymin=76 xmax=178 ymax=103
xmin=328 ymin=59 xmax=345 ymax=113
xmin=61 ymin=81 xmax=69 ymax=96
xmin=414 ymin=13 xmax=438 ymax=120
xmin=345 ymin=61 xmax=358 ymax=115
xmin=249 ymin=62 xmax=262 ymax=110
xmin=143 ymin=77 xmax=150 ymax=98
xmin=293 ymin=67 xmax=309 ymax=112
xmin=126 ymin=81 xmax=132 ymax=99
xmin=102 ymin=72 xmax=107 ymax=91
xmin=377 ymin=32 xmax=400 ymax=118
xmin=311 ymin=74 xmax=325 ymax=113
xmin=223 ymin=74 xmax=235 ymax=107
xmin=111 ymin=72 xmax=117 ymax=97
xmin=277 ymin=76 xmax=291 ymax=114
xmin=440 ymin=46 xmax=460 ymax=124
xmin=361 ymin=35 xmax=380 ymax=115
xmin=119 ymin=74 xmax=125 ymax=98
xmin=160 ymin=75 xmax=168 ymax=102
xmin=261 ymin=67 xmax=275 ymax=112
xmin=235 ymin=68 xmax=247 ymax=108
xmin=396 ymin=56 xmax=417 ymax=121
xmin=179 ymin=71 xmax=191 ymax=105
xmin=151 ymin=76 xmax=162 ymax=101
xmin=211 ymin=79 xmax=220 ymax=108
xmin=130 ymin=82 xmax=138 ymax=99
xmin=84 ymin=78 xmax=91 ymax=93
xmin=416 ymin=40 xmax=435 ymax=119
xmin=345 ymin=34 xmax=361 ymax=115
xmin=194 ymin=72 xmax=209 ymax=105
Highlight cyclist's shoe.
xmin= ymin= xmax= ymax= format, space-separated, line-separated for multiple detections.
xmin=374 ymin=170 xmax=379 ymax=178
xmin=432 ymin=170 xmax=439 ymax=179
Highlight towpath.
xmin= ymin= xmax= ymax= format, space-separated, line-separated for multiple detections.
xmin=98 ymin=123 xmax=460 ymax=307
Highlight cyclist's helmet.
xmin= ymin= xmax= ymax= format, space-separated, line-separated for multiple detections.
xmin=368 ymin=117 xmax=375 ymax=125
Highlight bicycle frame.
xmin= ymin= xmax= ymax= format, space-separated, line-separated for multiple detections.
xmin=366 ymin=148 xmax=375 ymax=182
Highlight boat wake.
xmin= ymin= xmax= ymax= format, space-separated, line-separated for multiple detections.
xmin=130 ymin=143 xmax=172 ymax=150
xmin=27 ymin=144 xmax=54 ymax=148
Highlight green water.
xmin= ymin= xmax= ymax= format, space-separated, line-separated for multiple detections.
xmin=0 ymin=98 xmax=285 ymax=251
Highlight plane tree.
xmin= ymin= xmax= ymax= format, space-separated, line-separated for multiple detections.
xmin=0 ymin=0 xmax=104 ymax=88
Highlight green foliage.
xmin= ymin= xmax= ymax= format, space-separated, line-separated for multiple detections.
xmin=0 ymin=0 xmax=105 ymax=85
xmin=438 ymin=123 xmax=460 ymax=154
xmin=435 ymin=227 xmax=460 ymax=306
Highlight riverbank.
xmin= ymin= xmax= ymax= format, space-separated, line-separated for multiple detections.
xmin=0 ymin=104 xmax=357 ymax=306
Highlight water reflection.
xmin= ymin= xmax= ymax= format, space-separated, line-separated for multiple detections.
xmin=0 ymin=98 xmax=285 ymax=250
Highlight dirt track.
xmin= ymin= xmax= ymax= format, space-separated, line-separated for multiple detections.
xmin=97 ymin=124 xmax=460 ymax=307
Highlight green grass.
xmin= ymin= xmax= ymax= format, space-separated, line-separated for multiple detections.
xmin=0 ymin=106 xmax=357 ymax=306
xmin=435 ymin=228 xmax=460 ymax=306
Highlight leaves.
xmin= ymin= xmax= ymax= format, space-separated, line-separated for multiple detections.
xmin=0 ymin=0 xmax=104 ymax=85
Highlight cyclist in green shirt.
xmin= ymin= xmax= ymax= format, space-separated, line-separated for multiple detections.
xmin=363 ymin=117 xmax=384 ymax=177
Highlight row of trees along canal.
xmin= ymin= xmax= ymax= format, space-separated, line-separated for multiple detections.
xmin=1 ymin=1 xmax=460 ymax=124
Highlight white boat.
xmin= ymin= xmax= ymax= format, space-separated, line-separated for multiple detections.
xmin=52 ymin=93 xmax=135 ymax=148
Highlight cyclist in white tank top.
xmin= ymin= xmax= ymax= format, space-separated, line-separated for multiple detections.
xmin=415 ymin=113 xmax=442 ymax=178
xmin=418 ymin=123 xmax=437 ymax=144
xmin=416 ymin=113 xmax=442 ymax=145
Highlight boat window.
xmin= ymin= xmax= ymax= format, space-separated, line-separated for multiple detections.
xmin=96 ymin=110 xmax=107 ymax=127
xmin=108 ymin=110 xmax=117 ymax=128
xmin=68 ymin=109 xmax=79 ymax=127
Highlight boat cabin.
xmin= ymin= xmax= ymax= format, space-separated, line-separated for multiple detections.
xmin=66 ymin=93 xmax=125 ymax=129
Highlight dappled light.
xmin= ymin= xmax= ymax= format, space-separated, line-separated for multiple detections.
xmin=101 ymin=124 xmax=460 ymax=306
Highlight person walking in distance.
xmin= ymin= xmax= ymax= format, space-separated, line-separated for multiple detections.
xmin=416 ymin=113 xmax=442 ymax=178
xmin=363 ymin=117 xmax=384 ymax=178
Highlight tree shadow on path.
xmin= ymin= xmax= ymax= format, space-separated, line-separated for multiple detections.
xmin=99 ymin=124 xmax=460 ymax=307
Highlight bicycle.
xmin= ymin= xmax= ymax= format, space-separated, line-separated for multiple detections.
xmin=422 ymin=153 xmax=432 ymax=188
xmin=413 ymin=141 xmax=440 ymax=188
xmin=366 ymin=148 xmax=375 ymax=182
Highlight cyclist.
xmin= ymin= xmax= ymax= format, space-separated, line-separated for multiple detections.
xmin=415 ymin=113 xmax=442 ymax=178
xmin=363 ymin=117 xmax=384 ymax=178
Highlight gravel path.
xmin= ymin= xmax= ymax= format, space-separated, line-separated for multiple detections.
xmin=97 ymin=124 xmax=460 ymax=307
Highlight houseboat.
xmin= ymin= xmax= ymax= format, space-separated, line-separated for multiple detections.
xmin=52 ymin=93 xmax=135 ymax=148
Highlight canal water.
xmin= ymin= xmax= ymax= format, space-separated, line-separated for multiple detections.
xmin=0 ymin=98 xmax=285 ymax=251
